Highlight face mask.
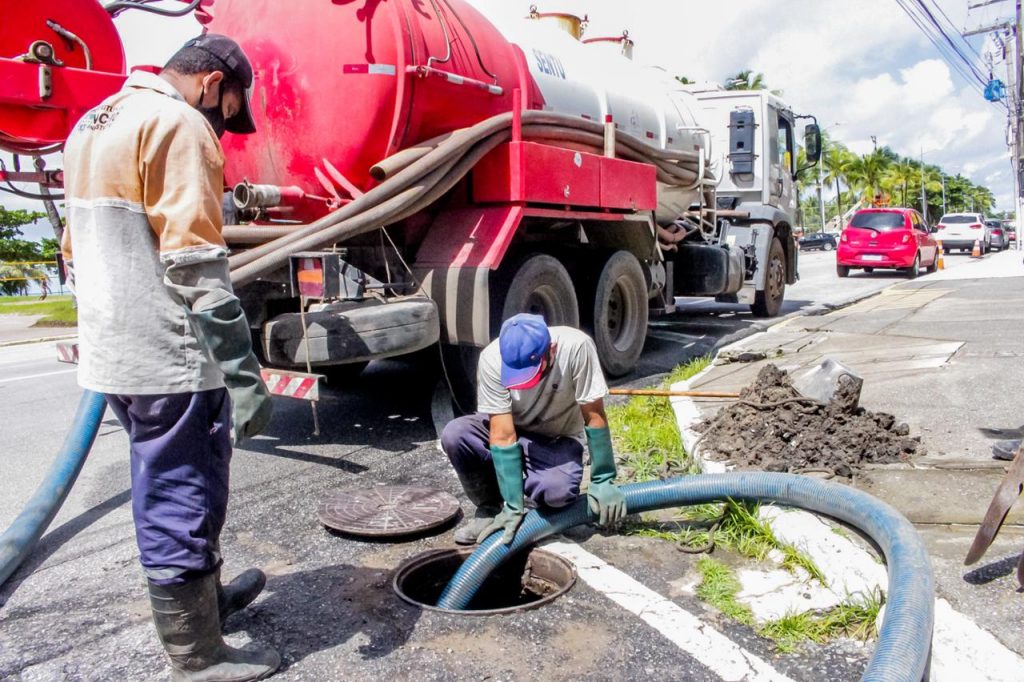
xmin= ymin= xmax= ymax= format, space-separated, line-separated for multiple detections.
xmin=196 ymin=82 xmax=226 ymax=138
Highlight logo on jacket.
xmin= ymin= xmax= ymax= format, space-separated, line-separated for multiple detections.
xmin=78 ymin=105 xmax=120 ymax=131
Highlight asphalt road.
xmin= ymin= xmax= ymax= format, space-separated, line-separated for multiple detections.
xmin=0 ymin=247 xmax=994 ymax=681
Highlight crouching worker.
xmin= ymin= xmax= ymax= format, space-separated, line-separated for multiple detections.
xmin=441 ymin=313 xmax=627 ymax=545
xmin=62 ymin=35 xmax=279 ymax=681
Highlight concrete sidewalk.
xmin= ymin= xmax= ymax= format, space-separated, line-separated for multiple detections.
xmin=0 ymin=314 xmax=76 ymax=347
xmin=667 ymin=248 xmax=1024 ymax=676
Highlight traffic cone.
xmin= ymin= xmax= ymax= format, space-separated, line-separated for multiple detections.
xmin=936 ymin=240 xmax=945 ymax=270
xmin=971 ymin=240 xmax=982 ymax=258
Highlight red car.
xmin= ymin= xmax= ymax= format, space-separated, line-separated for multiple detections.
xmin=836 ymin=208 xmax=939 ymax=278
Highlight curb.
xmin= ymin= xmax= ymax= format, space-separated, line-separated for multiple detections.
xmin=0 ymin=333 xmax=78 ymax=349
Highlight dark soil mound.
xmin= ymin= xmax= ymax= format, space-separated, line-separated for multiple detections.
xmin=694 ymin=364 xmax=921 ymax=477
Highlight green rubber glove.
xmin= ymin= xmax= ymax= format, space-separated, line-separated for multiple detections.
xmin=585 ymin=426 xmax=627 ymax=526
xmin=478 ymin=443 xmax=526 ymax=544
xmin=189 ymin=293 xmax=273 ymax=445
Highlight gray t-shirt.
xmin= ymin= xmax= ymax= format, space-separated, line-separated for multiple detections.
xmin=476 ymin=326 xmax=608 ymax=442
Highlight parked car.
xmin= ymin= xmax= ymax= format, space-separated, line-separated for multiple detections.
xmin=934 ymin=212 xmax=992 ymax=253
xmin=798 ymin=232 xmax=838 ymax=251
xmin=837 ymin=207 xmax=939 ymax=278
xmin=1007 ymin=226 xmax=1017 ymax=244
xmin=985 ymin=220 xmax=1008 ymax=250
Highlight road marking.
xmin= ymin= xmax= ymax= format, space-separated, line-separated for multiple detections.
xmin=545 ymin=541 xmax=795 ymax=682
xmin=931 ymin=597 xmax=1024 ymax=682
xmin=0 ymin=368 xmax=77 ymax=383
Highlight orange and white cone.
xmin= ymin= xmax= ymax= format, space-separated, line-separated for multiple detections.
xmin=971 ymin=239 xmax=982 ymax=258
xmin=936 ymin=240 xmax=945 ymax=270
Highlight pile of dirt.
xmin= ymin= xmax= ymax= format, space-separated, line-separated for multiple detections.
xmin=694 ymin=364 xmax=921 ymax=477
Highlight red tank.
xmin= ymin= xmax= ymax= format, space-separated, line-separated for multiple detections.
xmin=202 ymin=0 xmax=540 ymax=211
xmin=0 ymin=0 xmax=126 ymax=151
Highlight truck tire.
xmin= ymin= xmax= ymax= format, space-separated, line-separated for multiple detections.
xmin=500 ymin=254 xmax=580 ymax=328
xmin=751 ymin=237 xmax=786 ymax=318
xmin=590 ymin=251 xmax=648 ymax=377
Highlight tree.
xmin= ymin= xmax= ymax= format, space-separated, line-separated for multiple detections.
xmin=846 ymin=151 xmax=892 ymax=204
xmin=675 ymin=75 xmax=694 ymax=85
xmin=0 ymin=207 xmax=45 ymax=240
xmin=724 ymin=70 xmax=766 ymax=90
xmin=0 ymin=205 xmax=51 ymax=296
xmin=882 ymin=161 xmax=917 ymax=208
xmin=822 ymin=143 xmax=854 ymax=219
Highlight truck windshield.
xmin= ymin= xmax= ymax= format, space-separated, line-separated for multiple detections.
xmin=850 ymin=212 xmax=905 ymax=231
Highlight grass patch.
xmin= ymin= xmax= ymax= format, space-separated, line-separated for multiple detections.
xmin=695 ymin=557 xmax=754 ymax=626
xmin=695 ymin=558 xmax=884 ymax=654
xmin=624 ymin=499 xmax=826 ymax=584
xmin=760 ymin=589 xmax=885 ymax=653
xmin=607 ymin=355 xmax=710 ymax=481
xmin=0 ymin=296 xmax=76 ymax=326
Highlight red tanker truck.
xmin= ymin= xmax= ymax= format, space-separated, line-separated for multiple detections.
xmin=1 ymin=0 xmax=820 ymax=404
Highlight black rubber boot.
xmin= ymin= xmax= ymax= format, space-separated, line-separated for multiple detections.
xmin=453 ymin=470 xmax=501 ymax=545
xmin=149 ymin=574 xmax=281 ymax=682
xmin=993 ymin=439 xmax=1022 ymax=461
xmin=217 ymin=568 xmax=267 ymax=624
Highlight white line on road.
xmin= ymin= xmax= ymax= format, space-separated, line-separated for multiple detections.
xmin=544 ymin=540 xmax=795 ymax=682
xmin=0 ymin=368 xmax=77 ymax=383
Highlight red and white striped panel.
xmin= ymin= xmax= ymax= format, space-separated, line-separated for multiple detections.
xmin=260 ymin=368 xmax=322 ymax=401
xmin=56 ymin=341 xmax=79 ymax=364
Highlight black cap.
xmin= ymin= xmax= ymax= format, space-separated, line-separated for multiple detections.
xmin=180 ymin=33 xmax=256 ymax=134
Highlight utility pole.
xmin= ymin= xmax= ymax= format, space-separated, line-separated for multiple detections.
xmin=817 ymin=156 xmax=826 ymax=231
xmin=941 ymin=173 xmax=947 ymax=215
xmin=920 ymin=148 xmax=928 ymax=223
xmin=965 ymin=0 xmax=1022 ymax=246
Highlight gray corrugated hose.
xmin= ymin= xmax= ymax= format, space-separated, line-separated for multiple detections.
xmin=436 ymin=473 xmax=934 ymax=682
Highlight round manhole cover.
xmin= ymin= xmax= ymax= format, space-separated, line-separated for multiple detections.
xmin=318 ymin=486 xmax=462 ymax=538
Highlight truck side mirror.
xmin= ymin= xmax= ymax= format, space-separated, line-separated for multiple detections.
xmin=804 ymin=123 xmax=822 ymax=163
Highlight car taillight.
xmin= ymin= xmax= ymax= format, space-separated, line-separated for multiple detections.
xmin=993 ymin=229 xmax=1003 ymax=235
xmin=901 ymin=233 xmax=910 ymax=243
xmin=970 ymin=223 xmax=982 ymax=229
xmin=936 ymin=224 xmax=946 ymax=230
xmin=841 ymin=232 xmax=848 ymax=242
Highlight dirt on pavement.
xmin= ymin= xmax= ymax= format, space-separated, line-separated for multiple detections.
xmin=695 ymin=364 xmax=922 ymax=477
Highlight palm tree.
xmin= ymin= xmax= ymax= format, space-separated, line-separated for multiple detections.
xmin=882 ymin=161 xmax=917 ymax=208
xmin=822 ymin=144 xmax=853 ymax=219
xmin=846 ymin=151 xmax=892 ymax=205
xmin=0 ymin=262 xmax=48 ymax=297
xmin=724 ymin=70 xmax=766 ymax=90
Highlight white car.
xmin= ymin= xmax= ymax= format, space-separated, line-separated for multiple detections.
xmin=935 ymin=213 xmax=992 ymax=253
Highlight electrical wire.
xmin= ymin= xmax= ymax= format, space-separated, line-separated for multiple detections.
xmin=894 ymin=0 xmax=997 ymax=105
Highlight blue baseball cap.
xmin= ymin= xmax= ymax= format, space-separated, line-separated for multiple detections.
xmin=499 ymin=313 xmax=551 ymax=389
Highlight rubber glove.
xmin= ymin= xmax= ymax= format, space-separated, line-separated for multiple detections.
xmin=189 ymin=291 xmax=273 ymax=444
xmin=477 ymin=443 xmax=526 ymax=544
xmin=585 ymin=426 xmax=627 ymax=526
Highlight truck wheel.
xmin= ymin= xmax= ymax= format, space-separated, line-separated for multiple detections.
xmin=500 ymin=254 xmax=580 ymax=327
xmin=751 ymin=237 xmax=786 ymax=317
xmin=590 ymin=251 xmax=648 ymax=377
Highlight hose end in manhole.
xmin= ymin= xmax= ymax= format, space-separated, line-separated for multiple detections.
xmin=393 ymin=547 xmax=575 ymax=615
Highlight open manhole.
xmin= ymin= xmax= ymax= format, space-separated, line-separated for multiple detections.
xmin=319 ymin=485 xmax=461 ymax=538
xmin=393 ymin=547 xmax=576 ymax=615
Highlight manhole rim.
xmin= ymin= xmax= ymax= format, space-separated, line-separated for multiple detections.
xmin=392 ymin=546 xmax=577 ymax=616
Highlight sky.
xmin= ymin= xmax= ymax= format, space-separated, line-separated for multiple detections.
xmin=5 ymin=0 xmax=1019 ymax=240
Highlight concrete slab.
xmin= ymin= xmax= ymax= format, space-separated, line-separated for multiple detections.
xmin=854 ymin=468 xmax=1024 ymax=526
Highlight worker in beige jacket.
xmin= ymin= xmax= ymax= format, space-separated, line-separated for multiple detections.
xmin=62 ymin=34 xmax=278 ymax=681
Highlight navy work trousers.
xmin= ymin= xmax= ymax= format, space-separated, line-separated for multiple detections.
xmin=441 ymin=413 xmax=584 ymax=509
xmin=105 ymin=388 xmax=231 ymax=585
